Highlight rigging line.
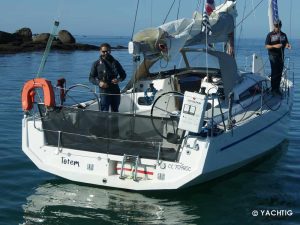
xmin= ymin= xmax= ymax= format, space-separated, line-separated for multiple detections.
xmin=235 ymin=0 xmax=265 ymax=28
xmin=176 ymin=0 xmax=182 ymax=20
xmin=237 ymin=77 xmax=282 ymax=112
xmin=205 ymin=23 xmax=209 ymax=78
xmin=131 ymin=0 xmax=140 ymax=41
xmin=56 ymin=0 xmax=65 ymax=22
xmin=199 ymin=0 xmax=205 ymax=35
xmin=200 ymin=0 xmax=204 ymax=16
xmin=251 ymin=0 xmax=256 ymax=17
xmin=186 ymin=0 xmax=202 ymax=39
xmin=289 ymin=0 xmax=292 ymax=40
xmin=284 ymin=0 xmax=293 ymax=65
xmin=196 ymin=0 xmax=202 ymax=11
xmin=163 ymin=0 xmax=176 ymax=24
xmin=235 ymin=88 xmax=262 ymax=123
xmin=200 ymin=0 xmax=209 ymax=77
xmin=150 ymin=0 xmax=153 ymax=26
xmin=286 ymin=0 xmax=293 ymax=60
xmin=236 ymin=0 xmax=247 ymax=56
xmin=233 ymin=82 xmax=278 ymax=124
xmin=262 ymin=92 xmax=282 ymax=111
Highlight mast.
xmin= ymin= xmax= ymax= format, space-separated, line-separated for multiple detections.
xmin=268 ymin=0 xmax=279 ymax=31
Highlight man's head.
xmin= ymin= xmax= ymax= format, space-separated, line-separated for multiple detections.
xmin=273 ymin=19 xmax=282 ymax=31
xmin=100 ymin=43 xmax=111 ymax=59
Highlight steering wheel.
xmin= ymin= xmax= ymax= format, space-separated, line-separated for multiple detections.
xmin=63 ymin=84 xmax=101 ymax=111
xmin=150 ymin=91 xmax=184 ymax=143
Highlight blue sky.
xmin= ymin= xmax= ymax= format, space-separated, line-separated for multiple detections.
xmin=1 ymin=0 xmax=298 ymax=39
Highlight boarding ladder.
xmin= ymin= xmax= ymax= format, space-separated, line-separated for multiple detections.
xmin=119 ymin=154 xmax=139 ymax=181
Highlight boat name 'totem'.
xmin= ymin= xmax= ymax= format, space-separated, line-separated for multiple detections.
xmin=167 ymin=163 xmax=191 ymax=171
xmin=61 ymin=157 xmax=80 ymax=167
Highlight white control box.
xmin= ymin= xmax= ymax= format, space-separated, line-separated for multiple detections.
xmin=178 ymin=91 xmax=207 ymax=133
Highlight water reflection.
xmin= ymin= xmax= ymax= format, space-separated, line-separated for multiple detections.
xmin=21 ymin=142 xmax=298 ymax=225
xmin=22 ymin=180 xmax=200 ymax=225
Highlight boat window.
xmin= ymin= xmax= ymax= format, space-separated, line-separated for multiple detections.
xmin=185 ymin=52 xmax=220 ymax=69
xmin=178 ymin=75 xmax=202 ymax=93
xmin=149 ymin=51 xmax=220 ymax=75
xmin=149 ymin=53 xmax=186 ymax=73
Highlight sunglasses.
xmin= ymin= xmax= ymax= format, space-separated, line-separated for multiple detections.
xmin=101 ymin=50 xmax=110 ymax=54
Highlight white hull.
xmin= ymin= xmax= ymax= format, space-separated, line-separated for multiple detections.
xmin=19 ymin=0 xmax=294 ymax=191
xmin=22 ymin=97 xmax=291 ymax=190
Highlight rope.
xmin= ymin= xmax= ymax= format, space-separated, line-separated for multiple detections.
xmin=286 ymin=0 xmax=293 ymax=61
xmin=289 ymin=0 xmax=293 ymax=40
xmin=176 ymin=0 xmax=182 ymax=20
xmin=163 ymin=0 xmax=176 ymax=24
xmin=234 ymin=78 xmax=285 ymax=126
xmin=131 ymin=0 xmax=140 ymax=41
xmin=235 ymin=0 xmax=247 ymax=56
xmin=235 ymin=0 xmax=265 ymax=29
xmin=185 ymin=0 xmax=202 ymax=41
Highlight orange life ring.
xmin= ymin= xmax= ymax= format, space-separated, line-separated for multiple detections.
xmin=21 ymin=78 xmax=55 ymax=111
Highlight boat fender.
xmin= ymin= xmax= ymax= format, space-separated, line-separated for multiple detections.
xmin=21 ymin=78 xmax=56 ymax=111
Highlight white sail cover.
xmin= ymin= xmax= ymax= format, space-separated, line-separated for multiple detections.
xmin=133 ymin=1 xmax=237 ymax=60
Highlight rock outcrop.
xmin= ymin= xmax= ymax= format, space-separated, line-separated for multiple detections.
xmin=58 ymin=30 xmax=75 ymax=44
xmin=32 ymin=33 xmax=50 ymax=43
xmin=15 ymin=28 xmax=32 ymax=42
xmin=0 ymin=27 xmax=128 ymax=53
xmin=0 ymin=31 xmax=19 ymax=44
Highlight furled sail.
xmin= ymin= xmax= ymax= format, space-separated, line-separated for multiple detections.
xmin=268 ymin=0 xmax=279 ymax=31
xmin=132 ymin=1 xmax=237 ymax=60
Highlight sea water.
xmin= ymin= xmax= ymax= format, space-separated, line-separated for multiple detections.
xmin=0 ymin=36 xmax=299 ymax=225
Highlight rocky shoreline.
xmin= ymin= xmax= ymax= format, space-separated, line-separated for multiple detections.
xmin=0 ymin=27 xmax=127 ymax=54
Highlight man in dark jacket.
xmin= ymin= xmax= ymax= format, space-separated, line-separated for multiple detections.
xmin=89 ymin=43 xmax=126 ymax=111
xmin=265 ymin=19 xmax=291 ymax=95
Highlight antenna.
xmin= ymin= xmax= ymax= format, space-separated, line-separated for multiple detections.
xmin=36 ymin=20 xmax=60 ymax=78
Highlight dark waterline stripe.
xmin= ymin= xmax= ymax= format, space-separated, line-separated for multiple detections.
xmin=220 ymin=111 xmax=289 ymax=151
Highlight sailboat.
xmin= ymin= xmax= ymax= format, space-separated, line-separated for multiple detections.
xmin=21 ymin=0 xmax=293 ymax=190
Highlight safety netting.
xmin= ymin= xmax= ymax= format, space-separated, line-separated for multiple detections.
xmin=38 ymin=105 xmax=180 ymax=161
